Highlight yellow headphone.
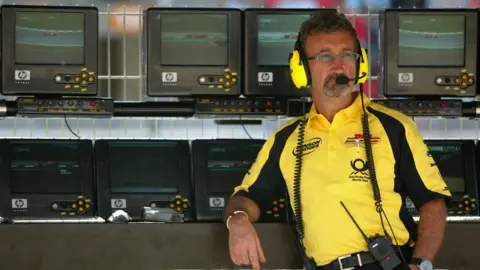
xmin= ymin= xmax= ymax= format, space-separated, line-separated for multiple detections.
xmin=288 ymin=34 xmax=369 ymax=89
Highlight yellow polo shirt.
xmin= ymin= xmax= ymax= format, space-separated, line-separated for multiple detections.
xmin=232 ymin=93 xmax=451 ymax=266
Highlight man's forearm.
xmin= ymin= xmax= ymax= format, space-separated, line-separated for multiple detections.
xmin=412 ymin=198 xmax=448 ymax=261
xmin=224 ymin=195 xmax=261 ymax=223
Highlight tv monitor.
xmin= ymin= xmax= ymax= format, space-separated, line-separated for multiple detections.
xmin=0 ymin=139 xmax=96 ymax=220
xmin=146 ymin=8 xmax=241 ymax=97
xmin=95 ymin=140 xmax=193 ymax=221
xmin=244 ymin=9 xmax=318 ymax=97
xmin=380 ymin=9 xmax=478 ymax=97
xmin=1 ymin=5 xmax=99 ymax=96
xmin=192 ymin=139 xmax=287 ymax=222
xmin=405 ymin=140 xmax=478 ymax=216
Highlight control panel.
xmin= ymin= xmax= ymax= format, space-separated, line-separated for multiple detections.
xmin=197 ymin=69 xmax=239 ymax=93
xmin=374 ymin=99 xmax=463 ymax=117
xmin=406 ymin=195 xmax=478 ymax=217
xmin=195 ymin=97 xmax=286 ymax=115
xmin=434 ymin=71 xmax=475 ymax=93
xmin=156 ymin=195 xmax=190 ymax=214
xmin=287 ymin=100 xmax=464 ymax=117
xmin=263 ymin=197 xmax=287 ymax=222
xmin=16 ymin=97 xmax=114 ymax=117
xmin=54 ymin=68 xmax=96 ymax=91
xmin=50 ymin=195 xmax=94 ymax=216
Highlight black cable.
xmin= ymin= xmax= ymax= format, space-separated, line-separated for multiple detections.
xmin=240 ymin=116 xmax=253 ymax=139
xmin=64 ymin=115 xmax=81 ymax=139
xmin=293 ymin=96 xmax=307 ymax=241
xmin=359 ymin=86 xmax=407 ymax=264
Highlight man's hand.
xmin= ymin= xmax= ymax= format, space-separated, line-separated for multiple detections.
xmin=228 ymin=215 xmax=266 ymax=270
xmin=408 ymin=264 xmax=420 ymax=270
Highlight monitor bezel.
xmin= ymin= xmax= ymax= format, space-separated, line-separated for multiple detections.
xmin=94 ymin=139 xmax=193 ymax=220
xmin=425 ymin=140 xmax=478 ymax=216
xmin=244 ymin=8 xmax=323 ymax=97
xmin=146 ymin=8 xmax=242 ymax=97
xmin=0 ymin=139 xmax=96 ymax=218
xmin=380 ymin=9 xmax=478 ymax=98
xmin=192 ymin=139 xmax=267 ymax=221
xmin=1 ymin=5 xmax=99 ymax=96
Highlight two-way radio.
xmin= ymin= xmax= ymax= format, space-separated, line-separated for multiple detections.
xmin=287 ymin=13 xmax=405 ymax=269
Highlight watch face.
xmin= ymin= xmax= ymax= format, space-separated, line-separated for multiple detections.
xmin=420 ymin=260 xmax=433 ymax=270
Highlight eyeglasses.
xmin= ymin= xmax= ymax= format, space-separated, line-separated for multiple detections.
xmin=307 ymin=51 xmax=360 ymax=63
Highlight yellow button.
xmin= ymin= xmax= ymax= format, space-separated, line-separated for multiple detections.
xmin=89 ymin=77 xmax=94 ymax=82
xmin=455 ymin=78 xmax=460 ymax=84
xmin=183 ymin=203 xmax=188 ymax=208
xmin=273 ymin=201 xmax=278 ymax=205
xmin=462 ymin=74 xmax=467 ymax=80
xmin=232 ymin=78 xmax=237 ymax=83
xmin=170 ymin=204 xmax=174 ymax=208
xmin=78 ymin=201 xmax=83 ymax=205
xmin=72 ymin=204 xmax=77 ymax=209
xmin=85 ymin=204 xmax=90 ymax=209
xmin=79 ymin=207 xmax=84 ymax=212
xmin=225 ymin=74 xmax=231 ymax=79
xmin=75 ymin=77 xmax=80 ymax=82
xmin=218 ymin=78 xmax=224 ymax=83
xmin=468 ymin=77 xmax=473 ymax=84
xmin=458 ymin=204 xmax=463 ymax=208
xmin=226 ymin=81 xmax=231 ymax=86
xmin=471 ymin=203 xmax=476 ymax=208
xmin=279 ymin=203 xmax=285 ymax=208
xmin=176 ymin=207 xmax=182 ymax=212
xmin=464 ymin=200 xmax=469 ymax=205
xmin=273 ymin=207 xmax=278 ymax=212
xmin=461 ymin=82 xmax=467 ymax=87
xmin=176 ymin=200 xmax=181 ymax=205
xmin=82 ymin=73 xmax=87 ymax=78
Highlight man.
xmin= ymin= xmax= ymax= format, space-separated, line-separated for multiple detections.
xmin=224 ymin=9 xmax=450 ymax=270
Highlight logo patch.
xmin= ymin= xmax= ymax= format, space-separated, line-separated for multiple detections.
xmin=292 ymin=137 xmax=322 ymax=156
xmin=349 ymin=158 xmax=370 ymax=182
xmin=345 ymin=133 xmax=380 ymax=145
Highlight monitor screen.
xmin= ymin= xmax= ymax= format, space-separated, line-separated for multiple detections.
xmin=108 ymin=142 xmax=184 ymax=193
xmin=160 ymin=14 xmax=228 ymax=66
xmin=398 ymin=14 xmax=465 ymax=67
xmin=206 ymin=142 xmax=263 ymax=193
xmin=257 ymin=14 xmax=310 ymax=66
xmin=15 ymin=11 xmax=85 ymax=65
xmin=427 ymin=144 xmax=465 ymax=193
xmin=9 ymin=141 xmax=83 ymax=194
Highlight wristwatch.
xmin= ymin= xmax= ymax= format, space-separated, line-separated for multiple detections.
xmin=411 ymin=258 xmax=433 ymax=270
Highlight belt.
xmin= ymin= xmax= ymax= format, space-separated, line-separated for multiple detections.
xmin=317 ymin=251 xmax=376 ymax=270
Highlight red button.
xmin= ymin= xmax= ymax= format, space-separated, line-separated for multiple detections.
xmin=266 ymin=101 xmax=272 ymax=106
xmin=90 ymin=100 xmax=96 ymax=106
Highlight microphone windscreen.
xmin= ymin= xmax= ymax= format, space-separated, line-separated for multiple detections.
xmin=335 ymin=75 xmax=350 ymax=85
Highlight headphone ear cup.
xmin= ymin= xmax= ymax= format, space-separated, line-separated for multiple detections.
xmin=356 ymin=47 xmax=369 ymax=85
xmin=289 ymin=50 xmax=309 ymax=89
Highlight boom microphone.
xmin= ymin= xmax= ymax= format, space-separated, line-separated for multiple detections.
xmin=335 ymin=75 xmax=352 ymax=85
xmin=335 ymin=72 xmax=368 ymax=85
